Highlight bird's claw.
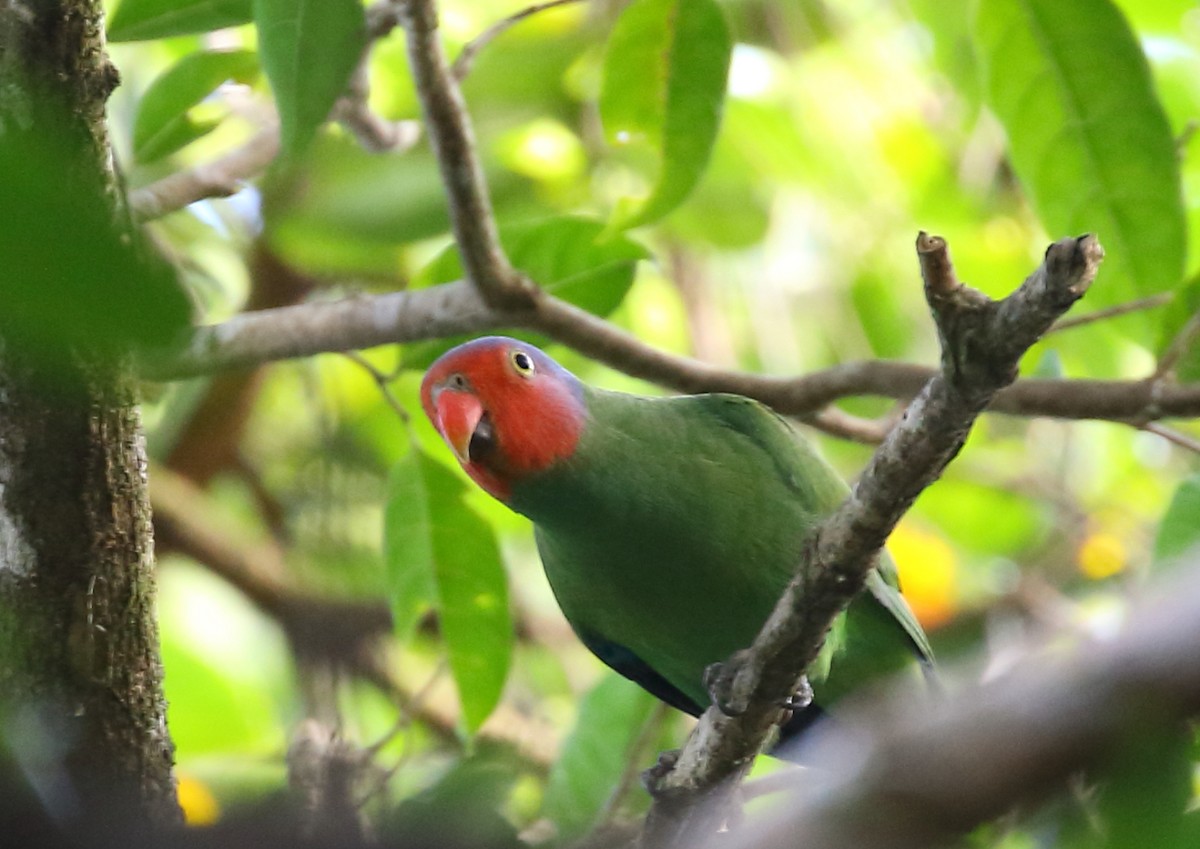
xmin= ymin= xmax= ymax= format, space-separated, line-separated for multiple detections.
xmin=780 ymin=677 xmax=813 ymax=713
xmin=641 ymin=749 xmax=680 ymax=795
xmin=703 ymin=650 xmax=755 ymax=717
xmin=775 ymin=676 xmax=814 ymax=726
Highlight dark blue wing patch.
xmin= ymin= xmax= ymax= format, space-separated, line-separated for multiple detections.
xmin=576 ymin=629 xmax=704 ymax=718
xmin=579 ymin=627 xmax=834 ymax=760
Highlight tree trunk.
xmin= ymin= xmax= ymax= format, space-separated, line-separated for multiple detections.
xmin=0 ymin=0 xmax=179 ymax=833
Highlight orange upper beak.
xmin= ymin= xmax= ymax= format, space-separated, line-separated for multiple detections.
xmin=433 ymin=388 xmax=484 ymax=465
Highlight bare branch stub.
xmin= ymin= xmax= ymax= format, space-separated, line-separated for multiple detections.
xmin=639 ymin=234 xmax=1104 ymax=848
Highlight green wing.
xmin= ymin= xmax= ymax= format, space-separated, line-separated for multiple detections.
xmin=692 ymin=393 xmax=934 ymax=667
xmin=691 ymin=393 xmax=848 ymax=515
xmin=522 ymin=388 xmax=932 ymax=725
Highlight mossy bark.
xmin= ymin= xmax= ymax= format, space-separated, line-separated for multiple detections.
xmin=0 ymin=0 xmax=179 ymax=831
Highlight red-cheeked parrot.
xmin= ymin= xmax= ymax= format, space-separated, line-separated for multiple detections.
xmin=421 ymin=336 xmax=933 ymax=747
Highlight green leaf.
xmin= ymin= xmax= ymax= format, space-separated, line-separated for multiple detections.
xmin=108 ymin=0 xmax=253 ymax=41
xmin=383 ymin=443 xmax=512 ymax=733
xmin=402 ymin=216 xmax=648 ymax=369
xmin=1152 ymin=474 xmax=1200 ymax=570
xmin=382 ymin=450 xmax=440 ymax=643
xmin=134 ymin=50 xmax=259 ymax=164
xmin=973 ymin=0 xmax=1186 ymax=317
xmin=541 ymin=673 xmax=657 ymax=838
xmin=600 ymin=0 xmax=732 ymax=230
xmin=254 ymin=0 xmax=365 ymax=160
xmin=505 ymin=216 xmax=650 ymax=315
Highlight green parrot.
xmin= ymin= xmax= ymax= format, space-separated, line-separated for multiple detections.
xmin=421 ymin=336 xmax=933 ymax=748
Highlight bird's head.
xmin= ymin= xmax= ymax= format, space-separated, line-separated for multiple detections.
xmin=421 ymin=336 xmax=587 ymax=501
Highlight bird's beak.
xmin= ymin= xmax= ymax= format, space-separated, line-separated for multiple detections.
xmin=433 ymin=389 xmax=484 ymax=465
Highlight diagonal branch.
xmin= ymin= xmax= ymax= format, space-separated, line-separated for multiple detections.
xmin=637 ymin=233 xmax=1104 ymax=846
xmin=401 ymin=0 xmax=536 ymax=308
xmin=129 ymin=126 xmax=280 ymax=221
xmin=727 ymin=559 xmax=1200 ymax=849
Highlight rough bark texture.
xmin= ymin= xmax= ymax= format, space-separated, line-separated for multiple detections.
xmin=0 ymin=0 xmax=179 ymax=832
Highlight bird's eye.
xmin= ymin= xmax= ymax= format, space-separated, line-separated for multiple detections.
xmin=510 ymin=350 xmax=535 ymax=377
xmin=447 ymin=373 xmax=469 ymax=391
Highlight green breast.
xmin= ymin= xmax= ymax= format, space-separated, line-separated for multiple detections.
xmin=509 ymin=389 xmax=848 ymax=708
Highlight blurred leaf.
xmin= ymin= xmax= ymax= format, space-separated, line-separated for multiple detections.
xmin=402 ymin=216 xmax=648 ymax=369
xmin=973 ymin=0 xmax=1186 ymax=323
xmin=460 ymin=5 xmax=590 ymax=121
xmin=541 ymin=673 xmax=657 ymax=839
xmin=384 ymin=443 xmax=512 ymax=733
xmin=1167 ymin=273 xmax=1200 ymax=381
xmin=666 ymin=102 xmax=773 ymax=249
xmin=600 ymin=0 xmax=732 ymax=230
xmin=1152 ymin=474 xmax=1200 ymax=569
xmin=263 ymin=134 xmax=531 ymax=277
xmin=108 ymin=0 xmax=253 ymax=41
xmin=383 ymin=449 xmax=439 ymax=643
xmin=264 ymin=137 xmax=451 ymax=252
xmin=916 ymin=476 xmax=1047 ymax=558
xmin=909 ymin=0 xmax=981 ymax=108
xmin=254 ymin=0 xmax=365 ymax=160
xmin=134 ymin=49 xmax=258 ymax=164
xmin=1097 ymin=726 xmax=1195 ymax=849
xmin=387 ymin=747 xmax=522 ymax=848
xmin=0 ymin=96 xmax=191 ymax=361
xmin=851 ymin=270 xmax=916 ymax=360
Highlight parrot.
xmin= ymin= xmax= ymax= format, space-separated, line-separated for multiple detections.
xmin=420 ymin=336 xmax=934 ymax=748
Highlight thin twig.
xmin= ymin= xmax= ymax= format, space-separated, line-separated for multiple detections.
xmin=1139 ymin=421 xmax=1200 ymax=455
xmin=335 ymin=0 xmax=422 ymax=153
xmin=1048 ymin=292 xmax=1172 ymax=334
xmin=343 ymin=350 xmax=411 ymax=423
xmin=333 ymin=62 xmax=422 ymax=153
xmin=804 ymin=406 xmax=895 ymax=444
xmin=1154 ymin=303 xmax=1200 ymax=379
xmin=597 ymin=702 xmax=673 ymax=829
xmin=451 ymin=0 xmax=589 ymax=80
xmin=356 ymin=660 xmax=450 ymax=809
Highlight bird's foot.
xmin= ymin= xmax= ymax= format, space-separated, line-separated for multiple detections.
xmin=780 ymin=677 xmax=813 ymax=713
xmin=640 ymin=749 xmax=679 ymax=796
xmin=703 ymin=649 xmax=757 ymax=717
xmin=775 ymin=676 xmax=814 ymax=725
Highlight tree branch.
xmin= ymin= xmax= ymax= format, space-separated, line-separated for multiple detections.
xmin=137 ymin=276 xmax=1200 ymax=428
xmin=334 ymin=0 xmax=420 ymax=153
xmin=637 ymin=234 xmax=1104 ymax=846
xmin=129 ymin=126 xmax=280 ymax=221
xmin=401 ymin=0 xmax=536 ymax=308
xmin=724 ymin=559 xmax=1200 ymax=849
